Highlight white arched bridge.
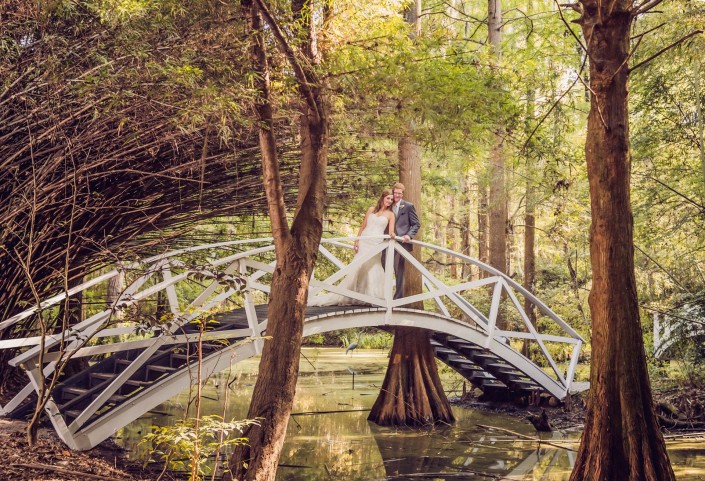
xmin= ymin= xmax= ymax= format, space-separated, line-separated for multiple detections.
xmin=0 ymin=236 xmax=584 ymax=450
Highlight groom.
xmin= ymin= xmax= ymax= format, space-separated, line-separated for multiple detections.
xmin=389 ymin=182 xmax=420 ymax=299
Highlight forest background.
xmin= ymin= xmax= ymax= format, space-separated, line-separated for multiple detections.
xmin=1 ymin=0 xmax=704 ymax=468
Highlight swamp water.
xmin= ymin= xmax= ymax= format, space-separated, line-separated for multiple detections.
xmin=116 ymin=348 xmax=705 ymax=480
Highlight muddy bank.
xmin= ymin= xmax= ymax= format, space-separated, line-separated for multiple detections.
xmin=452 ymin=383 xmax=705 ymax=433
xmin=0 ymin=419 xmax=152 ymax=481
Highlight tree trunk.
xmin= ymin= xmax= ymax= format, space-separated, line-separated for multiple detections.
xmin=460 ymin=170 xmax=474 ymax=279
xmin=449 ymin=195 xmax=459 ymax=279
xmin=487 ymin=0 xmax=508 ymax=328
xmin=522 ymin=169 xmax=536 ymax=355
xmin=227 ymin=0 xmax=328 ymax=479
xmin=397 ymin=132 xmax=424 ymax=304
xmin=229 ymin=239 xmax=320 ymax=480
xmin=368 ymin=130 xmax=454 ymax=426
xmin=368 ymin=327 xmax=454 ymax=425
xmin=523 ymin=79 xmax=537 ymax=355
xmin=107 ymin=270 xmax=125 ymax=321
xmin=569 ymin=2 xmax=675 ymax=480
xmin=486 ymin=23 xmax=506 ymax=282
xmin=477 ymin=183 xmax=489 ymax=269
xmin=695 ymin=54 xmax=705 ymax=201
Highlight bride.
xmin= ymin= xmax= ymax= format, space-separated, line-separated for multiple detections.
xmin=309 ymin=189 xmax=396 ymax=306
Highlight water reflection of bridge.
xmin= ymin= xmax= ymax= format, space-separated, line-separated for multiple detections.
xmin=0 ymin=237 xmax=584 ymax=450
xmin=371 ymin=422 xmax=576 ymax=480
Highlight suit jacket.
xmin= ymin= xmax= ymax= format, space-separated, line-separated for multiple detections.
xmin=393 ymin=201 xmax=420 ymax=243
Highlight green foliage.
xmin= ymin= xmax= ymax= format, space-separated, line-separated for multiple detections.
xmin=305 ymin=333 xmax=326 ymax=345
xmin=309 ymin=328 xmax=393 ymax=350
xmin=3 ymin=0 xmax=703 ymax=398
xmin=140 ymin=415 xmax=258 ymax=480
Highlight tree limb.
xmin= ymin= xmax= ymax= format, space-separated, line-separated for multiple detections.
xmin=554 ymin=0 xmax=586 ymax=53
xmin=633 ymin=0 xmax=666 ymax=16
xmin=631 ymin=30 xmax=704 ymax=72
xmin=645 ymin=174 xmax=705 ymax=211
xmin=634 ymin=245 xmax=691 ymax=293
xmin=251 ymin=0 xmax=322 ymax=123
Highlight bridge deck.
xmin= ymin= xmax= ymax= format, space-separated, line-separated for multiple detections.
xmin=8 ymin=303 xmax=546 ymax=449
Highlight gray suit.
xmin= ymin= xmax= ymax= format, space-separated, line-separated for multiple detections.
xmin=389 ymin=201 xmax=420 ymax=299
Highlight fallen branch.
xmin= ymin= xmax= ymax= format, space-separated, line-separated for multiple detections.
xmin=12 ymin=462 xmax=126 ymax=481
xmin=476 ymin=423 xmax=577 ymax=451
xmin=290 ymin=408 xmax=370 ymax=416
xmin=383 ymin=470 xmax=519 ymax=480
xmin=657 ymin=415 xmax=705 ymax=430
xmin=663 ymin=432 xmax=705 ymax=440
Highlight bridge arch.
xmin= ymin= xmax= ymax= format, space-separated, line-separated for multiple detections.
xmin=0 ymin=237 xmax=584 ymax=450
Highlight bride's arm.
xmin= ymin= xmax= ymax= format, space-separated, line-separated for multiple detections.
xmin=354 ymin=207 xmax=373 ymax=252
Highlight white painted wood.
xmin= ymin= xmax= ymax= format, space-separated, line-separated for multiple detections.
xmin=485 ymin=281 xmax=503 ymax=349
xmin=1 ymin=235 xmax=585 ymax=448
xmin=161 ymin=264 xmax=181 ymax=317
xmin=503 ymin=280 xmax=564 ymax=383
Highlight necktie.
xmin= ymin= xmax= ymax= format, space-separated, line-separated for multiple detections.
xmin=393 ymin=203 xmax=399 ymax=216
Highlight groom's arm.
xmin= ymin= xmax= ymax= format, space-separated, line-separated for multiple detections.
xmin=407 ymin=204 xmax=420 ymax=238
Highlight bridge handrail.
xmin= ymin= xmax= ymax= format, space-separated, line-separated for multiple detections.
xmin=314 ymin=236 xmax=583 ymax=341
xmin=407 ymin=239 xmax=585 ymax=342
xmin=1 ymin=235 xmax=583 ymax=366
xmin=4 ymin=245 xmax=278 ymax=366
xmin=0 ymin=235 xmax=586 ymax=436
xmin=0 ymin=237 xmax=277 ymax=331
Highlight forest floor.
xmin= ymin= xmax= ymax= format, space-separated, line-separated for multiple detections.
xmin=454 ymin=380 xmax=705 ymax=433
xmin=0 ymin=419 xmax=153 ymax=481
xmin=1 ymin=382 xmax=703 ymax=480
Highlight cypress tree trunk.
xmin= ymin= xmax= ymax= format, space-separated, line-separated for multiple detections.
xmin=487 ymin=0 xmax=508 ymax=328
xmin=368 ymin=130 xmax=454 ymax=426
xmin=523 ymin=78 xmax=537 ymax=352
xmin=569 ymin=1 xmax=675 ymax=479
xmin=368 ymin=327 xmax=453 ymax=425
xmin=477 ymin=183 xmax=489 ymax=270
xmin=449 ymin=194 xmax=459 ymax=279
xmin=460 ymin=171 xmax=474 ymax=279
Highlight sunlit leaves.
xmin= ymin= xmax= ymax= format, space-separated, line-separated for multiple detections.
xmin=141 ymin=415 xmax=259 ymax=479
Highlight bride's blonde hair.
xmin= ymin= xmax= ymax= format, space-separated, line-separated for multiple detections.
xmin=373 ymin=189 xmax=393 ymax=213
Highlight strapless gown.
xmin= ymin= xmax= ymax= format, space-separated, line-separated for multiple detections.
xmin=308 ymin=213 xmax=388 ymax=306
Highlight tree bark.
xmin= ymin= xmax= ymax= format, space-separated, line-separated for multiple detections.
xmin=523 ymin=78 xmax=537 ymax=354
xmin=107 ymin=270 xmax=125 ymax=321
xmin=522 ymin=169 xmax=536 ymax=354
xmin=487 ymin=0 xmax=508 ymax=328
xmin=477 ymin=183 xmax=489 ymax=269
xmin=460 ymin=170 xmax=474 ymax=279
xmin=368 ymin=327 xmax=454 ymax=425
xmin=488 ymin=149 xmax=507 ymax=279
xmin=449 ymin=194 xmax=459 ymax=279
xmin=227 ymin=1 xmax=328 ymax=479
xmin=695 ymin=55 xmax=705 ymax=201
xmin=368 ymin=131 xmax=454 ymax=427
xmin=398 ymin=118 xmax=423 ymax=303
xmin=569 ymin=1 xmax=675 ymax=479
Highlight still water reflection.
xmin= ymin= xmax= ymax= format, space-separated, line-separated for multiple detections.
xmin=116 ymin=348 xmax=705 ymax=480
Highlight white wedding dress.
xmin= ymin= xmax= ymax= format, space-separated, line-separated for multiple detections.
xmin=308 ymin=213 xmax=389 ymax=306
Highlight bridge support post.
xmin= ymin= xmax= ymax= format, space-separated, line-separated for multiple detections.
xmin=241 ymin=262 xmax=262 ymax=353
xmin=384 ymin=241 xmax=395 ymax=324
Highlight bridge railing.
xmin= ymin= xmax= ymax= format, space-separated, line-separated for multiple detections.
xmin=310 ymin=237 xmax=585 ymax=392
xmin=0 ymin=235 xmax=585 ymax=417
